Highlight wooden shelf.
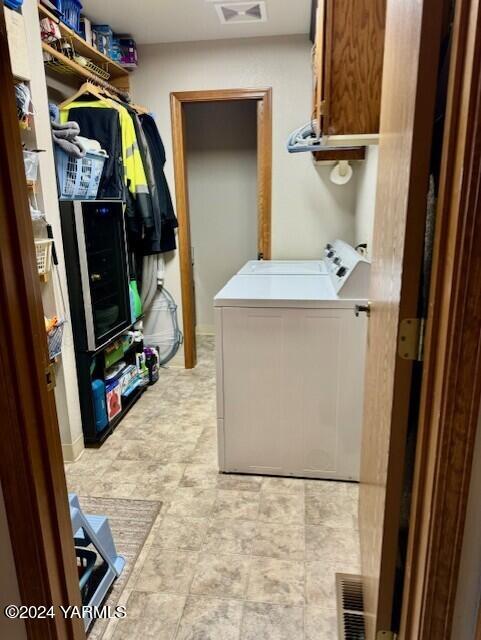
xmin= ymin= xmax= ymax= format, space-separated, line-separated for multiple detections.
xmin=312 ymin=146 xmax=366 ymax=162
xmin=38 ymin=2 xmax=130 ymax=91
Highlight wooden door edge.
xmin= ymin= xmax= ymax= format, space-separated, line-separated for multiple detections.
xmin=0 ymin=12 xmax=85 ymax=640
xmin=400 ymin=0 xmax=481 ymax=637
xmin=257 ymin=88 xmax=272 ymax=259
xmin=170 ymin=93 xmax=196 ymax=369
xmin=170 ymin=88 xmax=273 ymax=367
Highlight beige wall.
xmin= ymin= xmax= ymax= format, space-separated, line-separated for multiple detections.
xmin=354 ymin=145 xmax=379 ymax=256
xmin=132 ymin=35 xmax=360 ymax=359
xmin=451 ymin=411 xmax=481 ymax=639
xmin=22 ymin=0 xmax=84 ymax=460
xmin=185 ymin=100 xmax=258 ymax=332
xmin=0 ymin=483 xmax=27 ymax=640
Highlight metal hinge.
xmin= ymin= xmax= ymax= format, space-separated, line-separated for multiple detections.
xmin=398 ymin=318 xmax=425 ymax=361
xmin=377 ymin=632 xmax=398 ymax=640
xmin=45 ymin=363 xmax=56 ymax=391
xmin=319 ymin=99 xmax=327 ymax=115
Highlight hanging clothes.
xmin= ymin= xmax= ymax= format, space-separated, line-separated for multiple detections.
xmin=60 ymin=98 xmax=154 ymax=240
xmin=125 ymin=106 xmax=162 ymax=255
xmin=139 ymin=113 xmax=178 ymax=253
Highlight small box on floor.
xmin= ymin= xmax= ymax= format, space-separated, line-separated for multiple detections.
xmin=105 ymin=380 xmax=121 ymax=420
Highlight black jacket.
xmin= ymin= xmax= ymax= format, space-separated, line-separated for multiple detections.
xmin=139 ymin=114 xmax=178 ymax=253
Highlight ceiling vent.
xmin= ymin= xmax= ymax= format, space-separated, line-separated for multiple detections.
xmin=215 ymin=2 xmax=267 ymax=24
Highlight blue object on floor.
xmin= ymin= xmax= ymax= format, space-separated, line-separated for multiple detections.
xmin=69 ymin=493 xmax=125 ymax=630
xmin=5 ymin=0 xmax=24 ymax=9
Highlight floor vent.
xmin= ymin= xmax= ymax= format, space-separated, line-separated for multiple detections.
xmin=336 ymin=573 xmax=366 ymax=640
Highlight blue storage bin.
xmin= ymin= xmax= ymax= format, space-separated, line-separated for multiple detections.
xmin=52 ymin=0 xmax=82 ymax=33
xmin=5 ymin=0 xmax=24 ymax=9
xmin=55 ymin=147 xmax=107 ymax=200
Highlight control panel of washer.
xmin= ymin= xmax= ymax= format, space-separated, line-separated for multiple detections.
xmin=324 ymin=240 xmax=370 ymax=298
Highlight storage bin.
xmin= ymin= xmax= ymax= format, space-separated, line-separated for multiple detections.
xmin=35 ymin=238 xmax=53 ymax=276
xmin=23 ymin=150 xmax=39 ymax=182
xmin=47 ymin=319 xmax=65 ymax=359
xmin=52 ymin=0 xmax=82 ymax=33
xmin=55 ymin=147 xmax=107 ymax=200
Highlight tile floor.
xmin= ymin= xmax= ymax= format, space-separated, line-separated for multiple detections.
xmin=66 ymin=336 xmax=360 ymax=639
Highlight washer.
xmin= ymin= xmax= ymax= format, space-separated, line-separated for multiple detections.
xmin=238 ymin=260 xmax=328 ymax=275
xmin=214 ymin=240 xmax=370 ymax=481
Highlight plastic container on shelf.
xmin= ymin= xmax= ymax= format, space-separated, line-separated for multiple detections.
xmin=35 ymin=238 xmax=53 ymax=277
xmin=47 ymin=319 xmax=65 ymax=359
xmin=55 ymin=147 xmax=107 ymax=200
xmin=91 ymin=379 xmax=108 ymax=432
xmin=52 ymin=0 xmax=82 ymax=33
xmin=23 ymin=150 xmax=39 ymax=182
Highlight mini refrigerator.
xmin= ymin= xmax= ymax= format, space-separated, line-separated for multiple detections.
xmin=60 ymin=200 xmax=142 ymax=444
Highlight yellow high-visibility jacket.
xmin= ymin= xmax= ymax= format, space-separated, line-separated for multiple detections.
xmin=60 ymin=98 xmax=153 ymax=236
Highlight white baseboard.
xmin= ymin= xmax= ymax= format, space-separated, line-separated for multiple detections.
xmin=62 ymin=434 xmax=85 ymax=463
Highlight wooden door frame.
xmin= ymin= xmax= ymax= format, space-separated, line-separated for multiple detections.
xmin=0 ymin=11 xmax=85 ymax=640
xmin=170 ymin=88 xmax=272 ymax=369
xmin=400 ymin=0 xmax=481 ymax=637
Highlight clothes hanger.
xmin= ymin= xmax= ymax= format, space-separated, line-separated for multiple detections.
xmin=130 ymin=102 xmax=149 ymax=115
xmin=59 ymin=81 xmax=105 ymax=109
xmin=59 ymin=81 xmax=123 ymax=112
xmin=105 ymin=91 xmax=147 ymax=115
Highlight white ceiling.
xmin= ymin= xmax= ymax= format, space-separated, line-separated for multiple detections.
xmin=80 ymin=0 xmax=311 ymax=45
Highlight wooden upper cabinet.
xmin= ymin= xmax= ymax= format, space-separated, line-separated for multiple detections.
xmin=313 ymin=0 xmax=386 ymax=139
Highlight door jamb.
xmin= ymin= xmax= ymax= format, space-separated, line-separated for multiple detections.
xmin=400 ymin=0 xmax=481 ymax=636
xmin=170 ymin=88 xmax=272 ymax=369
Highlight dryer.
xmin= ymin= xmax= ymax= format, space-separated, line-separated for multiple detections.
xmin=214 ymin=240 xmax=370 ymax=481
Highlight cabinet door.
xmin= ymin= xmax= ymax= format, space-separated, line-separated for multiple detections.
xmin=319 ymin=0 xmax=386 ymax=137
xmin=312 ymin=0 xmax=326 ymax=137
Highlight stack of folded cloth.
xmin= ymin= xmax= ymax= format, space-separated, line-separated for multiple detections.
xmin=49 ymin=103 xmax=101 ymax=159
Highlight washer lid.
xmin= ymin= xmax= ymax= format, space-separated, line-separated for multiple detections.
xmin=237 ymin=260 xmax=328 ymax=276
xmin=214 ymin=274 xmax=365 ymax=308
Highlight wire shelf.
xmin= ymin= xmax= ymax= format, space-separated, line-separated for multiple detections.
xmin=43 ymin=37 xmax=111 ymax=80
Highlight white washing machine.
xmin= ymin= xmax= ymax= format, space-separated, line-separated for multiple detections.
xmin=214 ymin=240 xmax=370 ymax=481
xmin=238 ymin=260 xmax=328 ymax=276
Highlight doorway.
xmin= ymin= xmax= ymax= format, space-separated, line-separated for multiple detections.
xmin=184 ymin=99 xmax=258 ymax=336
xmin=170 ymin=88 xmax=272 ymax=369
